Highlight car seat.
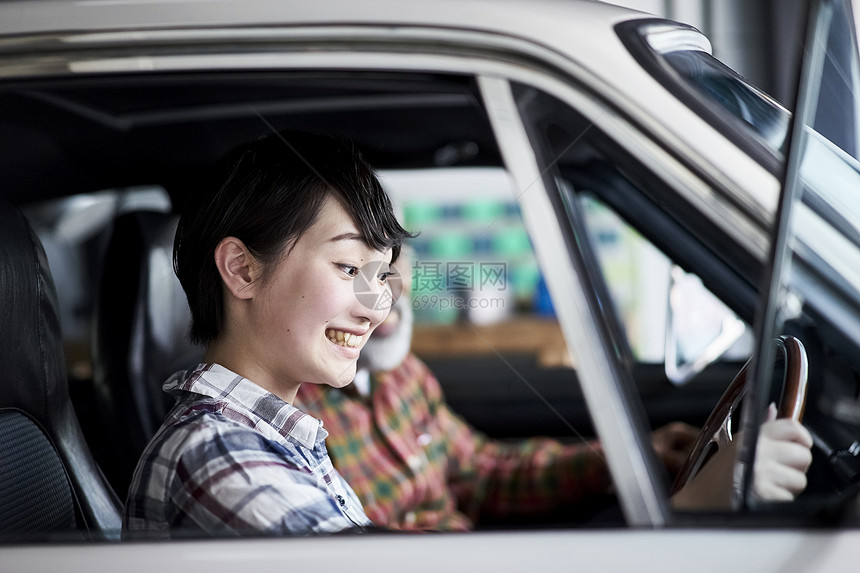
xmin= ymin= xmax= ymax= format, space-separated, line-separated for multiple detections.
xmin=0 ymin=201 xmax=122 ymax=541
xmin=92 ymin=210 xmax=203 ymax=498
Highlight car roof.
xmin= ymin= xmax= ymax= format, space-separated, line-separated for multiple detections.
xmin=0 ymin=0 xmax=778 ymax=236
xmin=0 ymin=0 xmax=644 ymax=204
xmin=0 ymin=0 xmax=646 ymax=39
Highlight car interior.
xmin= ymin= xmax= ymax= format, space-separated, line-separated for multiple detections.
xmin=0 ymin=67 xmax=765 ymax=535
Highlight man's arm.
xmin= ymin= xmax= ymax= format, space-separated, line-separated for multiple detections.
xmin=416 ymin=358 xmax=612 ymax=521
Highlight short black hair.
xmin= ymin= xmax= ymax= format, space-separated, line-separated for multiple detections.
xmin=174 ymin=131 xmax=412 ymax=345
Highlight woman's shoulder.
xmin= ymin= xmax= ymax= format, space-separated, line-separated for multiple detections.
xmin=147 ymin=401 xmax=253 ymax=457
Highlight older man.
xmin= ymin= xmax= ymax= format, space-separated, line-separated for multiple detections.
xmin=295 ymin=251 xmax=702 ymax=530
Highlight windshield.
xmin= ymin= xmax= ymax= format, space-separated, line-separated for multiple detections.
xmin=620 ymin=21 xmax=791 ymax=165
xmin=662 ymin=49 xmax=790 ymax=153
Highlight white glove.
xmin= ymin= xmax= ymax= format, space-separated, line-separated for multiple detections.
xmin=750 ymin=403 xmax=813 ymax=502
xmin=671 ymin=403 xmax=813 ymax=510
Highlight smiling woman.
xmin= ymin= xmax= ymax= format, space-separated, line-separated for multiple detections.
xmin=208 ymin=196 xmax=391 ymax=395
xmin=123 ymin=131 xmax=412 ymax=539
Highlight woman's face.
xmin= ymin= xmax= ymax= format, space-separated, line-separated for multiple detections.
xmin=242 ymin=196 xmax=393 ymax=396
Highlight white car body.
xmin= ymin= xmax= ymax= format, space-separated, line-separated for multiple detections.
xmin=1 ymin=0 xmax=858 ymax=570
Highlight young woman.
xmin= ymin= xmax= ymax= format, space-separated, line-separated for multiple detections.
xmin=123 ymin=132 xmax=411 ymax=538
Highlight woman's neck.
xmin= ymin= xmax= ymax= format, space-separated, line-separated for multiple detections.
xmin=205 ymin=337 xmax=300 ymax=404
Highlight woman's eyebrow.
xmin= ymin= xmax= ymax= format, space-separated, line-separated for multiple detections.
xmin=328 ymin=231 xmax=365 ymax=243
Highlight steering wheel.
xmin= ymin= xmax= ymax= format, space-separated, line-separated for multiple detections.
xmin=671 ymin=335 xmax=809 ymax=494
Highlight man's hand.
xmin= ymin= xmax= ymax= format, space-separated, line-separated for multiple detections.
xmin=751 ymin=403 xmax=813 ymax=502
xmin=671 ymin=404 xmax=813 ymax=510
xmin=651 ymin=421 xmax=699 ymax=477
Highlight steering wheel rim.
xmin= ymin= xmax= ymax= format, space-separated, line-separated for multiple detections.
xmin=671 ymin=335 xmax=808 ymax=494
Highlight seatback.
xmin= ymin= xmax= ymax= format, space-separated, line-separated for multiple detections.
xmin=0 ymin=202 xmax=122 ymax=541
xmin=92 ymin=210 xmax=203 ymax=497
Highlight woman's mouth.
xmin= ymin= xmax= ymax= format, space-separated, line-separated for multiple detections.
xmin=325 ymin=328 xmax=364 ymax=348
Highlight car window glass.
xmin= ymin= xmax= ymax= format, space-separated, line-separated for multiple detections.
xmin=383 ymin=167 xmax=586 ymax=440
xmin=508 ymin=81 xmax=820 ymax=517
xmin=740 ymin=0 xmax=860 ymax=515
xmin=791 ymin=0 xmax=860 ymax=305
xmin=382 ymin=168 xmax=544 ymax=328
xmin=580 ymin=193 xmax=753 ymax=368
xmin=511 ymin=83 xmax=753 ymax=385
xmin=619 ymin=21 xmax=791 ymax=163
xmin=809 ymin=0 xmax=860 ymax=159
xmin=660 ymin=49 xmax=790 ymax=153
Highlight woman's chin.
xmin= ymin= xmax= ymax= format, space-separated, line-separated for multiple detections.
xmin=329 ymin=364 xmax=358 ymax=388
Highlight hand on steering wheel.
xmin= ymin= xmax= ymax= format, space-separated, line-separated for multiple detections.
xmin=670 ymin=336 xmax=810 ymax=508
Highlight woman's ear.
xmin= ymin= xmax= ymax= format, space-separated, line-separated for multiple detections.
xmin=213 ymin=237 xmax=258 ymax=300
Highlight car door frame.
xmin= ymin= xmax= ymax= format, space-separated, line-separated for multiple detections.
xmin=0 ymin=14 xmax=778 ymax=529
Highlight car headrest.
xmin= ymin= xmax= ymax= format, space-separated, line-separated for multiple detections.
xmin=0 ymin=199 xmax=122 ymax=539
xmin=92 ymin=210 xmax=203 ymax=494
xmin=0 ymin=202 xmax=69 ymax=423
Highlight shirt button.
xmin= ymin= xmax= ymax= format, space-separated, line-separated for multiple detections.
xmin=417 ymin=432 xmax=432 ymax=447
xmin=404 ymin=511 xmax=417 ymax=526
xmin=406 ymin=454 xmax=424 ymax=471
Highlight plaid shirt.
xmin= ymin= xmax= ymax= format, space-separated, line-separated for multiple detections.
xmin=123 ymin=363 xmax=370 ymax=539
xmin=295 ymin=353 xmax=610 ymax=531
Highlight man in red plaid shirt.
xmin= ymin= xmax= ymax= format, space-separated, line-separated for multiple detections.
xmin=295 ymin=253 xmax=698 ymax=531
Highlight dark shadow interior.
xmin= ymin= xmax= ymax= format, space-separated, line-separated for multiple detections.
xmin=0 ymin=71 xmax=502 ymax=206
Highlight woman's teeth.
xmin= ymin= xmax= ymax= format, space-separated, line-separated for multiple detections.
xmin=326 ymin=329 xmax=363 ymax=348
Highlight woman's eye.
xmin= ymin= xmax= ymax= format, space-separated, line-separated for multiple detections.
xmin=337 ymin=264 xmax=360 ymax=277
xmin=378 ymin=271 xmax=394 ymax=284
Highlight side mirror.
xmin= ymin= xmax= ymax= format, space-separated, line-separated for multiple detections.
xmin=664 ymin=265 xmax=748 ymax=386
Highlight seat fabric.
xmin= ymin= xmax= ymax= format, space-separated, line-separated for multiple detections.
xmin=0 ymin=410 xmax=79 ymax=539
